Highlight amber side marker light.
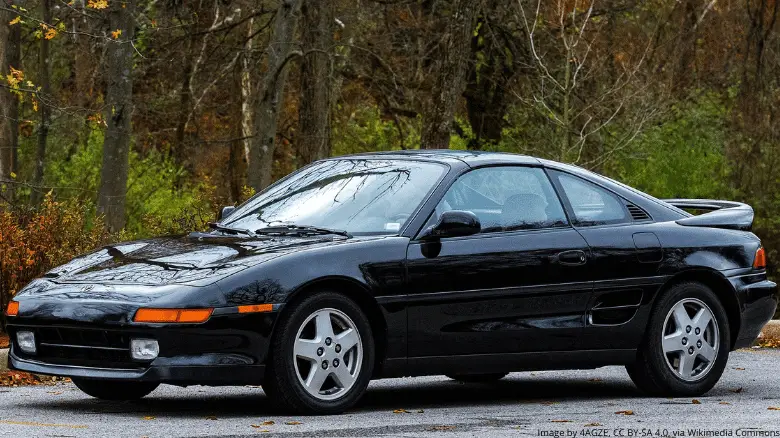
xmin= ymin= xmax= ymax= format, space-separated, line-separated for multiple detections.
xmin=134 ymin=308 xmax=213 ymax=323
xmin=754 ymin=247 xmax=767 ymax=269
xmin=237 ymin=304 xmax=273 ymax=314
xmin=6 ymin=301 xmax=19 ymax=317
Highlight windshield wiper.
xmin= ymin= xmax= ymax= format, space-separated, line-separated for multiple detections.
xmin=254 ymin=224 xmax=351 ymax=238
xmin=207 ymin=222 xmax=256 ymax=237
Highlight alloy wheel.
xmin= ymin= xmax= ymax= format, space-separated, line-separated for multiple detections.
xmin=661 ymin=298 xmax=719 ymax=382
xmin=293 ymin=308 xmax=363 ymax=401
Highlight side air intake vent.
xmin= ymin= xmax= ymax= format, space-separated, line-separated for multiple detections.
xmin=626 ymin=204 xmax=651 ymax=221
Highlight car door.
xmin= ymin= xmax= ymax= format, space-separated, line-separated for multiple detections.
xmin=548 ymin=170 xmax=665 ymax=351
xmin=405 ymin=165 xmax=593 ymax=360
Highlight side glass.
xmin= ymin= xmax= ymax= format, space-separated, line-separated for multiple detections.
xmin=423 ymin=166 xmax=568 ymax=235
xmin=555 ymin=172 xmax=628 ymax=226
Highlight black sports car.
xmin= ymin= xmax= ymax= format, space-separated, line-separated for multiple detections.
xmin=5 ymin=151 xmax=777 ymax=414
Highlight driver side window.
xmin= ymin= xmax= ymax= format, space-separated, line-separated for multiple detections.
xmin=427 ymin=166 xmax=568 ymax=234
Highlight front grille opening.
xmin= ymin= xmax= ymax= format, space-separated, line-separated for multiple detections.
xmin=16 ymin=327 xmax=144 ymax=369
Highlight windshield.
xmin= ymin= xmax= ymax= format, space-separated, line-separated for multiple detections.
xmin=221 ymin=159 xmax=447 ymax=235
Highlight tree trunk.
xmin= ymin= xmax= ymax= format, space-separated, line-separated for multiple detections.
xmin=464 ymin=3 xmax=518 ymax=150
xmin=31 ymin=0 xmax=52 ymax=205
xmin=97 ymin=0 xmax=136 ymax=232
xmin=240 ymin=17 xmax=256 ymax=184
xmin=420 ymin=0 xmax=476 ymax=149
xmin=297 ymin=0 xmax=333 ymax=166
xmin=0 ymin=7 xmax=12 ymax=204
xmin=247 ymin=0 xmax=304 ymax=191
xmin=174 ymin=35 xmax=195 ymax=171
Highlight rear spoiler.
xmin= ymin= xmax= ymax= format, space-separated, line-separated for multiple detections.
xmin=662 ymin=199 xmax=754 ymax=231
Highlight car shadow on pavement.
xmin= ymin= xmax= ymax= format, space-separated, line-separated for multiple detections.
xmin=12 ymin=373 xmax=653 ymax=418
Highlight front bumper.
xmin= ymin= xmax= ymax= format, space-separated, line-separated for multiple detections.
xmin=6 ymin=310 xmax=278 ymax=385
xmin=8 ymin=347 xmax=266 ymax=385
xmin=730 ymin=273 xmax=778 ymax=349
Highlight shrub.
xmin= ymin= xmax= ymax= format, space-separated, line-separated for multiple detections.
xmin=0 ymin=195 xmax=115 ymax=330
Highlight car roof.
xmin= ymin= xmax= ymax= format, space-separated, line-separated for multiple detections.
xmin=336 ymin=150 xmax=542 ymax=167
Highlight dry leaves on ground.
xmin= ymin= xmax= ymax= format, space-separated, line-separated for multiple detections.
xmin=0 ymin=333 xmax=9 ymax=348
xmin=428 ymin=425 xmax=456 ymax=431
xmin=692 ymin=399 xmax=701 ymax=404
xmin=285 ymin=421 xmax=302 ymax=425
xmin=142 ymin=416 xmax=155 ymax=421
xmin=393 ymin=409 xmax=410 ymax=414
xmin=615 ymin=410 xmax=634 ymax=416
xmin=0 ymin=371 xmax=66 ymax=387
xmin=768 ymin=407 xmax=780 ymax=411
xmin=551 ymin=420 xmax=572 ymax=423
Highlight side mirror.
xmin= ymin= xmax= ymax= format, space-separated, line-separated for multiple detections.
xmin=419 ymin=210 xmax=481 ymax=240
xmin=218 ymin=206 xmax=236 ymax=221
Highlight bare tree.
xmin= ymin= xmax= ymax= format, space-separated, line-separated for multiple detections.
xmin=515 ymin=0 xmax=659 ymax=167
xmin=97 ymin=0 xmax=136 ymax=231
xmin=0 ymin=8 xmax=11 ymax=204
xmin=297 ymin=0 xmax=333 ymax=165
xmin=30 ymin=0 xmax=52 ymax=205
xmin=248 ymin=0 xmax=304 ymax=191
xmin=420 ymin=0 xmax=477 ymax=149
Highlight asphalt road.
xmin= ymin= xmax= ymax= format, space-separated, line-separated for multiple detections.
xmin=2 ymin=349 xmax=780 ymax=438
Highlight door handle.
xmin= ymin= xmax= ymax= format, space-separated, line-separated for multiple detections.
xmin=553 ymin=250 xmax=588 ymax=266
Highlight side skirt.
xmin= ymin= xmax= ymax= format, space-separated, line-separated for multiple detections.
xmin=379 ymin=349 xmax=637 ymax=378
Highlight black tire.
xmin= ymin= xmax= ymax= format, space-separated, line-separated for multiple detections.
xmin=446 ymin=373 xmax=508 ymax=383
xmin=72 ymin=378 xmax=159 ymax=400
xmin=626 ymin=281 xmax=730 ymax=396
xmin=263 ymin=291 xmax=375 ymax=415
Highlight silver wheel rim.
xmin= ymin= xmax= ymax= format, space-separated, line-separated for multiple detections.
xmin=661 ymin=298 xmax=719 ymax=382
xmin=293 ymin=308 xmax=363 ymax=401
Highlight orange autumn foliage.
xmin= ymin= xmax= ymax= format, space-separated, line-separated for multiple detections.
xmin=0 ymin=195 xmax=115 ymax=329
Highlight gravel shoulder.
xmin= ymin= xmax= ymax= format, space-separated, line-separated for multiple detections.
xmin=1 ymin=349 xmax=780 ymax=437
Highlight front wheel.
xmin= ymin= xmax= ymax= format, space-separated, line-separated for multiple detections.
xmin=263 ymin=292 xmax=375 ymax=414
xmin=72 ymin=378 xmax=158 ymax=400
xmin=626 ymin=281 xmax=730 ymax=396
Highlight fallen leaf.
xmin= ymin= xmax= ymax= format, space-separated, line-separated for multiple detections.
xmin=261 ymin=420 xmax=274 ymax=425
xmin=111 ymin=29 xmax=122 ymax=39
xmin=205 ymin=415 xmax=218 ymax=420
xmin=428 ymin=425 xmax=456 ymax=431
xmin=47 ymin=391 xmax=63 ymax=395
xmin=730 ymin=387 xmax=744 ymax=393
xmin=585 ymin=423 xmax=603 ymax=427
xmin=769 ymin=407 xmax=780 ymax=411
xmin=551 ymin=420 xmax=572 ymax=423
xmin=142 ymin=416 xmax=155 ymax=421
xmin=692 ymin=399 xmax=701 ymax=404
xmin=719 ymin=402 xmax=731 ymax=405
xmin=615 ymin=410 xmax=634 ymax=416
xmin=285 ymin=421 xmax=302 ymax=425
xmin=735 ymin=367 xmax=746 ymax=371
xmin=393 ymin=409 xmax=410 ymax=414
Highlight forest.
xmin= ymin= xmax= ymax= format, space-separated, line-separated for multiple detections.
xmin=2 ymin=0 xmax=780 ymax=327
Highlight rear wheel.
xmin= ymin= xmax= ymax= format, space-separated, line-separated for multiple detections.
xmin=72 ymin=378 xmax=158 ymax=400
xmin=263 ymin=292 xmax=375 ymax=414
xmin=626 ymin=281 xmax=730 ymax=396
xmin=447 ymin=373 xmax=508 ymax=383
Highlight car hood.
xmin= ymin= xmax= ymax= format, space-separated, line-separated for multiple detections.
xmin=38 ymin=233 xmax=355 ymax=288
